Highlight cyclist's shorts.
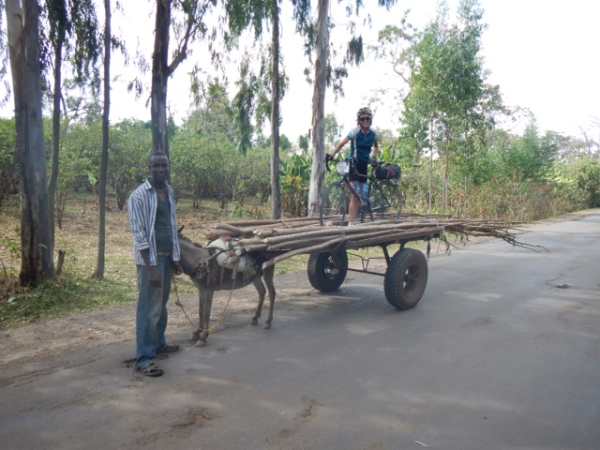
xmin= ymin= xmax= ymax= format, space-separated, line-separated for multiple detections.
xmin=351 ymin=180 xmax=369 ymax=205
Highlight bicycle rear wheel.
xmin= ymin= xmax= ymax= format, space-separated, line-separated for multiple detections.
xmin=368 ymin=181 xmax=391 ymax=216
xmin=369 ymin=180 xmax=405 ymax=216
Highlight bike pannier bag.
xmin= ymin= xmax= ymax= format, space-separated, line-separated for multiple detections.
xmin=374 ymin=164 xmax=401 ymax=180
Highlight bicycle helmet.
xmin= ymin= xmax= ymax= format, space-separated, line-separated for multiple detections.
xmin=356 ymin=107 xmax=373 ymax=121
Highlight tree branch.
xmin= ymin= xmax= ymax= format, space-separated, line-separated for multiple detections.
xmin=166 ymin=24 xmax=192 ymax=75
xmin=167 ymin=2 xmax=201 ymax=77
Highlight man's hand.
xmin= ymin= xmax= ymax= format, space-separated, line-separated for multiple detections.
xmin=149 ymin=267 xmax=162 ymax=288
xmin=173 ymin=262 xmax=183 ymax=276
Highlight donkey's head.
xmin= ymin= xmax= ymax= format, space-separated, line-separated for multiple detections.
xmin=178 ymin=232 xmax=217 ymax=281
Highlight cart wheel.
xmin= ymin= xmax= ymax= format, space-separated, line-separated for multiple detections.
xmin=307 ymin=249 xmax=348 ymax=292
xmin=384 ymin=248 xmax=428 ymax=310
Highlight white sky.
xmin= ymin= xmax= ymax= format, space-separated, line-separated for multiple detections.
xmin=4 ymin=0 xmax=600 ymax=143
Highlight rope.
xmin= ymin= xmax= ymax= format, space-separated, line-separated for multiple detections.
xmin=172 ymin=276 xmax=196 ymax=329
xmin=216 ymin=264 xmax=238 ymax=331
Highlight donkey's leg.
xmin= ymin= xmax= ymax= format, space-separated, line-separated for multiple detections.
xmin=200 ymin=289 xmax=214 ymax=343
xmin=251 ymin=277 xmax=267 ymax=326
xmin=192 ymin=284 xmax=204 ymax=343
xmin=263 ymin=265 xmax=276 ymax=329
xmin=194 ymin=288 xmax=213 ymax=345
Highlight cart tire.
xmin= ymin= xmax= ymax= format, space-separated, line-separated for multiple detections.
xmin=307 ymin=249 xmax=348 ymax=292
xmin=384 ymin=248 xmax=428 ymax=310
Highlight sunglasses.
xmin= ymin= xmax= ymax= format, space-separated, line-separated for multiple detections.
xmin=359 ymin=117 xmax=371 ymax=122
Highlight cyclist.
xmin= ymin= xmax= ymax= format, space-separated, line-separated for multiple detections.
xmin=328 ymin=107 xmax=380 ymax=222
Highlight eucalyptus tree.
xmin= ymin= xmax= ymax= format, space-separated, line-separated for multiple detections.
xmin=46 ymin=1 xmax=69 ymax=243
xmin=45 ymin=0 xmax=100 ymax=266
xmin=93 ymin=0 xmax=111 ymax=280
xmin=5 ymin=0 xmax=54 ymax=285
xmin=227 ymin=0 xmax=310 ymax=218
xmin=232 ymin=57 xmax=261 ymax=155
xmin=270 ymin=0 xmax=282 ymax=218
xmin=401 ymin=0 xmax=502 ymax=210
xmin=151 ymin=0 xmax=214 ymax=158
xmin=307 ymin=0 xmax=397 ymax=216
xmin=227 ymin=0 xmax=280 ymax=216
xmin=306 ymin=0 xmax=328 ymax=216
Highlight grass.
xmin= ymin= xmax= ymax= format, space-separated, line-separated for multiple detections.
xmin=1 ymin=193 xmax=300 ymax=328
xmin=0 ymin=274 xmax=132 ymax=328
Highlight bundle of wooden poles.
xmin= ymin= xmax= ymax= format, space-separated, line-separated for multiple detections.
xmin=201 ymin=213 xmax=532 ymax=270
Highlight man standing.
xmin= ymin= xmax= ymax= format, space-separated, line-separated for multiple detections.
xmin=329 ymin=107 xmax=379 ymax=221
xmin=128 ymin=153 xmax=182 ymax=377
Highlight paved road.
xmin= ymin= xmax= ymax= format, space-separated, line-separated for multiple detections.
xmin=1 ymin=212 xmax=600 ymax=450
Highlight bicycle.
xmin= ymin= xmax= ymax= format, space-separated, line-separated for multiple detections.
xmin=320 ymin=155 xmax=403 ymax=224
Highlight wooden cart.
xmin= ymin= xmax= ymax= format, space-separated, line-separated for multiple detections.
xmin=306 ymin=230 xmax=441 ymax=310
xmin=206 ymin=215 xmax=520 ymax=310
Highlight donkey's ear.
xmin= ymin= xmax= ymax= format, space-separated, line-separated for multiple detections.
xmin=178 ymin=225 xmax=185 ymax=233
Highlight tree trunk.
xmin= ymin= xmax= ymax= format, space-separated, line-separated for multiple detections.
xmin=270 ymin=0 xmax=282 ymax=219
xmin=428 ymin=119 xmax=433 ymax=213
xmin=94 ymin=0 xmax=111 ymax=280
xmin=48 ymin=22 xmax=65 ymax=261
xmin=151 ymin=0 xmax=171 ymax=158
xmin=307 ymin=0 xmax=330 ymax=216
xmin=444 ymin=129 xmax=449 ymax=212
xmin=6 ymin=0 xmax=55 ymax=285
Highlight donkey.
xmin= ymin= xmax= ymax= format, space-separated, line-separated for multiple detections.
xmin=178 ymin=234 xmax=276 ymax=345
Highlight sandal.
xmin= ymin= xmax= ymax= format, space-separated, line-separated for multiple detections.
xmin=136 ymin=361 xmax=164 ymax=377
xmin=157 ymin=344 xmax=180 ymax=354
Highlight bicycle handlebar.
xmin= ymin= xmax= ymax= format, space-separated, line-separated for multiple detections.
xmin=324 ymin=155 xmax=383 ymax=174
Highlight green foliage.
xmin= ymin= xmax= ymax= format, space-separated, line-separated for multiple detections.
xmin=264 ymin=134 xmax=292 ymax=151
xmin=0 ymin=119 xmax=18 ymax=207
xmin=171 ymin=133 xmax=272 ymax=206
xmin=60 ymin=119 xmax=102 ymax=194
xmin=44 ymin=0 xmax=101 ymax=86
xmin=110 ymin=120 xmax=152 ymax=209
xmin=225 ymin=0 xmax=273 ymax=38
xmin=172 ymin=78 xmax=271 ymax=206
xmin=170 ymin=123 xmax=238 ymax=201
xmin=496 ymin=124 xmax=558 ymax=181
xmin=0 ymin=274 xmax=132 ymax=328
xmin=448 ymin=125 xmax=559 ymax=186
xmin=281 ymin=152 xmax=311 ymax=215
xmin=58 ymin=118 xmax=150 ymax=211
xmin=298 ymin=134 xmax=309 ymax=153
xmin=189 ymin=79 xmax=238 ymax=142
xmin=232 ymin=58 xmax=269 ymax=154
xmin=576 ymin=159 xmax=600 ymax=207
xmin=401 ymin=0 xmax=500 ymax=168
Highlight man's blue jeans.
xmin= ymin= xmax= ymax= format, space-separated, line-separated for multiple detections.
xmin=135 ymin=255 xmax=172 ymax=368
